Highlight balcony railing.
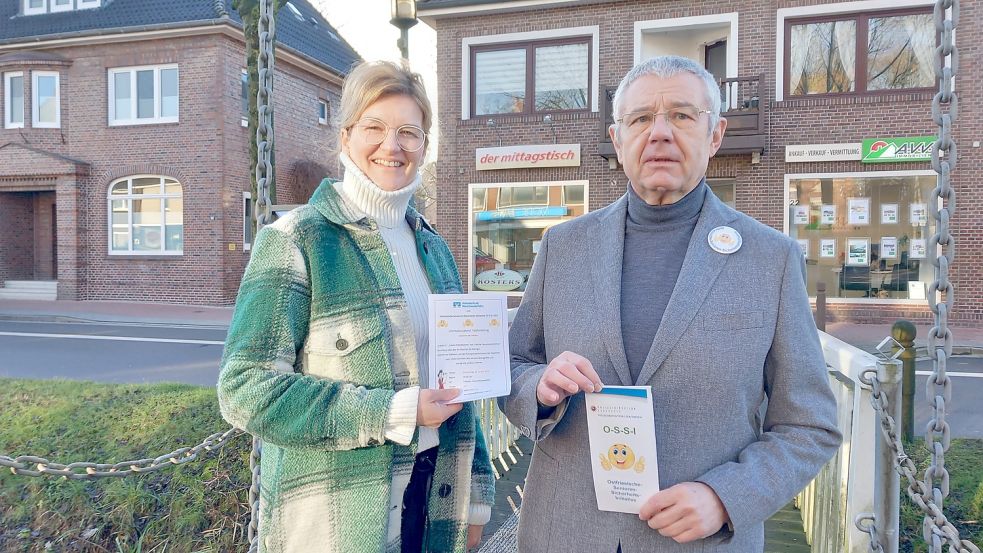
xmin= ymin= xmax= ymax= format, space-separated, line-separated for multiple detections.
xmin=598 ymin=73 xmax=766 ymax=164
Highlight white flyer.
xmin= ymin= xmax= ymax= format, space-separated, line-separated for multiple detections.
xmin=427 ymin=293 xmax=511 ymax=403
xmin=820 ymin=204 xmax=836 ymax=225
xmin=792 ymin=205 xmax=809 ymax=225
xmin=585 ymin=386 xmax=660 ymax=514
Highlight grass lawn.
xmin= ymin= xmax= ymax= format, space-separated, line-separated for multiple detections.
xmin=900 ymin=438 xmax=983 ymax=552
xmin=0 ymin=378 xmax=252 ymax=553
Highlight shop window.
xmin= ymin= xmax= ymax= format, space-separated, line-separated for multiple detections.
xmin=469 ymin=181 xmax=587 ymax=294
xmin=4 ymin=72 xmax=24 ymax=129
xmin=32 ymin=71 xmax=59 ymax=128
xmin=108 ymin=176 xmax=183 ymax=255
xmin=785 ymin=8 xmax=934 ymax=97
xmin=472 ymin=37 xmax=590 ymax=116
xmin=786 ymin=172 xmax=935 ymax=301
xmin=108 ymin=65 xmax=179 ymax=126
xmin=708 ymin=180 xmax=736 ymax=209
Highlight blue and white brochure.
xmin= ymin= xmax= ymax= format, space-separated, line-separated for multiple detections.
xmin=427 ymin=293 xmax=511 ymax=403
xmin=585 ymin=386 xmax=660 ymax=513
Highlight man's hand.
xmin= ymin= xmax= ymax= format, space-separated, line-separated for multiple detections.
xmin=638 ymin=482 xmax=729 ymax=543
xmin=417 ymin=388 xmax=463 ymax=428
xmin=536 ymin=351 xmax=603 ymax=407
xmin=467 ymin=524 xmax=484 ymax=550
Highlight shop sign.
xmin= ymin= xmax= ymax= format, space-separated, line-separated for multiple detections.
xmin=476 ymin=144 xmax=581 ymax=170
xmin=476 ymin=206 xmax=568 ymax=221
xmin=474 ymin=268 xmax=524 ymax=291
xmin=785 ymin=143 xmax=861 ymax=163
xmin=861 ymin=137 xmax=934 ymax=163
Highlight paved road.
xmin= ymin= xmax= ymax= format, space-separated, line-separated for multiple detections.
xmin=2 ymin=320 xmax=980 ymax=437
xmin=913 ymin=355 xmax=983 ymax=439
xmin=0 ymin=320 xmax=226 ymax=387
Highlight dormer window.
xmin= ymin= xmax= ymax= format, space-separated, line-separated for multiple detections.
xmin=23 ymin=0 xmax=99 ymax=15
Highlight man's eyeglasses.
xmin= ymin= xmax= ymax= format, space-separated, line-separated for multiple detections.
xmin=350 ymin=117 xmax=427 ymax=152
xmin=615 ymin=106 xmax=713 ymax=134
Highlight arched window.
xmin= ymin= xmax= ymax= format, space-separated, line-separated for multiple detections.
xmin=108 ymin=176 xmax=183 ymax=254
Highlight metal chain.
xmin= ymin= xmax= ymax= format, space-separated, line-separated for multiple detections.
xmin=254 ymin=0 xmax=276 ymax=228
xmin=859 ymin=369 xmax=980 ymax=553
xmin=925 ymin=0 xmax=959 ymax=551
xmin=0 ymin=428 xmax=242 ymax=479
xmin=248 ymin=435 xmax=262 ymax=553
xmin=855 ymin=514 xmax=887 ymax=553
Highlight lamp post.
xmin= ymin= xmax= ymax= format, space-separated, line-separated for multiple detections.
xmin=390 ymin=0 xmax=418 ymax=60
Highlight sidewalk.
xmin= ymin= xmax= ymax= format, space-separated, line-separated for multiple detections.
xmin=0 ymin=299 xmax=232 ymax=328
xmin=2 ymin=298 xmax=982 ymax=354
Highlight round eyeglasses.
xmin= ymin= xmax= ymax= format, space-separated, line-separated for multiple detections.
xmin=616 ymin=106 xmax=713 ymax=134
xmin=350 ymin=117 xmax=427 ymax=152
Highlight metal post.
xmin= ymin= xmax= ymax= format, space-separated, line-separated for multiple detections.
xmin=891 ymin=320 xmax=917 ymax=443
xmin=398 ymin=28 xmax=409 ymax=60
xmin=815 ymin=281 xmax=827 ymax=331
xmin=874 ymin=357 xmax=902 ymax=553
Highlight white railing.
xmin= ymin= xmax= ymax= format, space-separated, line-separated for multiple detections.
xmin=798 ymin=331 xmax=881 ymax=553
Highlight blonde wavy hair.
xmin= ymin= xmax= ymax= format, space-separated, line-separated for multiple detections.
xmin=336 ymin=60 xmax=433 ymax=147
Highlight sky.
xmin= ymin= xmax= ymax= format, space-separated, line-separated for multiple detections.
xmin=313 ymin=0 xmax=441 ymax=158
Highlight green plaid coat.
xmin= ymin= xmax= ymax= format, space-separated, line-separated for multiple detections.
xmin=218 ymin=180 xmax=495 ymax=553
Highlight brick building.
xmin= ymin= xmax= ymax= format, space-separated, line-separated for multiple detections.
xmin=419 ymin=0 xmax=982 ymax=324
xmin=0 ymin=0 xmax=358 ymax=303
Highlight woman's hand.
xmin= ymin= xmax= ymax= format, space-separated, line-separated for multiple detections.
xmin=417 ymin=388 xmax=463 ymax=428
xmin=467 ymin=524 xmax=484 ymax=550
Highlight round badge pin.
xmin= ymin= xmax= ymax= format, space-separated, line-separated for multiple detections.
xmin=708 ymin=226 xmax=742 ymax=254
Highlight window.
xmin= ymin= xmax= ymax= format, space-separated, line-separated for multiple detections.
xmin=108 ymin=65 xmax=179 ymax=125
xmin=708 ymin=180 xmax=736 ymax=208
xmin=243 ymin=191 xmax=253 ymax=250
xmin=469 ymin=181 xmax=587 ymax=294
xmin=786 ymin=171 xmax=936 ymax=301
xmin=241 ymin=69 xmax=249 ymax=126
xmin=786 ymin=8 xmax=934 ymax=97
xmin=472 ymin=37 xmax=590 ymax=116
xmin=318 ymin=99 xmax=328 ymax=125
xmin=4 ymin=72 xmax=24 ymax=129
xmin=23 ymin=0 xmax=99 ymax=14
xmin=109 ymin=176 xmax=183 ymax=254
xmin=32 ymin=71 xmax=59 ymax=128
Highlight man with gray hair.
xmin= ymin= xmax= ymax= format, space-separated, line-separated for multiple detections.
xmin=500 ymin=55 xmax=840 ymax=552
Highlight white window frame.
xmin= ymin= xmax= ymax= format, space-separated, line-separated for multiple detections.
xmin=783 ymin=169 xmax=938 ymax=305
xmin=24 ymin=0 xmax=46 ymax=15
xmin=243 ymin=191 xmax=253 ymax=251
xmin=467 ymin=180 xmax=589 ymax=296
xmin=108 ymin=64 xmax=179 ymax=126
xmin=78 ymin=0 xmax=100 ymax=9
xmin=31 ymin=70 xmax=60 ymax=129
xmin=633 ymin=13 xmax=739 ymax=77
xmin=317 ymin=98 xmax=328 ymax=125
xmin=241 ymin=69 xmax=249 ymax=127
xmin=4 ymin=72 xmax=24 ymax=129
xmin=107 ymin=175 xmax=184 ymax=256
xmin=461 ymin=26 xmax=599 ymax=120
xmin=775 ymin=0 xmax=935 ymax=101
xmin=50 ymin=0 xmax=72 ymax=12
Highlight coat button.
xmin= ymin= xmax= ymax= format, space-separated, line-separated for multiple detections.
xmin=438 ymin=484 xmax=452 ymax=498
xmin=336 ymin=338 xmax=349 ymax=350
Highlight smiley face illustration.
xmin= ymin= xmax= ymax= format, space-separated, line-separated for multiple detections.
xmin=437 ymin=320 xmax=448 ymax=328
xmin=599 ymin=443 xmax=645 ymax=473
xmin=463 ymin=319 xmax=474 ymax=328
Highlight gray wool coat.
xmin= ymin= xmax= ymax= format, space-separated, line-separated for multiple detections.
xmin=500 ymin=188 xmax=841 ymax=553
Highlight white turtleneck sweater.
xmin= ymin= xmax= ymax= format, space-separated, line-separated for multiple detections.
xmin=332 ymin=154 xmax=490 ymax=541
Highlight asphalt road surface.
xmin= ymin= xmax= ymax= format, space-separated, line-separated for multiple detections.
xmin=1 ymin=320 xmax=980 ymax=436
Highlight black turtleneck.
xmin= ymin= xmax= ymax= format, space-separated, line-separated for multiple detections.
xmin=621 ymin=181 xmax=707 ymax=382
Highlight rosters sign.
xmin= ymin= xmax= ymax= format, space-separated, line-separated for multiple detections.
xmin=476 ymin=144 xmax=581 ymax=171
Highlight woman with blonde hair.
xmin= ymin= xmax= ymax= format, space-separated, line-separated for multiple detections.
xmin=218 ymin=60 xmax=494 ymax=553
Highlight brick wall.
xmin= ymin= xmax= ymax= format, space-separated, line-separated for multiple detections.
xmin=430 ymin=0 xmax=982 ymax=324
xmin=0 ymin=29 xmax=345 ymax=304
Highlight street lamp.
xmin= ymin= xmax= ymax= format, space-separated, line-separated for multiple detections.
xmin=390 ymin=0 xmax=418 ymax=60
